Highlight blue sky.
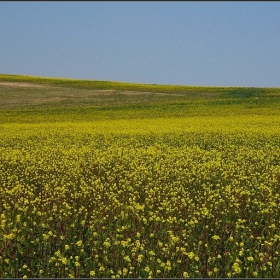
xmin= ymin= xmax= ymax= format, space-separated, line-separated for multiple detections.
xmin=1 ymin=1 xmax=279 ymax=87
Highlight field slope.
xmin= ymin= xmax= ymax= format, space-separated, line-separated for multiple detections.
xmin=1 ymin=74 xmax=280 ymax=278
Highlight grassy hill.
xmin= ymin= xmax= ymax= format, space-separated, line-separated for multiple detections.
xmin=0 ymin=73 xmax=280 ymax=124
xmin=1 ymin=73 xmax=280 ymax=108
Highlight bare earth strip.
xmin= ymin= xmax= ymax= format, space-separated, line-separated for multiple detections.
xmin=0 ymin=81 xmax=186 ymax=108
xmin=0 ymin=82 xmax=60 ymax=88
xmin=0 ymin=82 xmax=183 ymax=95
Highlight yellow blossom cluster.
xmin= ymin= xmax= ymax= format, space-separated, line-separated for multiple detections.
xmin=1 ymin=102 xmax=280 ymax=278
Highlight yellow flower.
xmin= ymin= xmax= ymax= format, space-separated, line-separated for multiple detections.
xmin=148 ymin=250 xmax=155 ymax=256
xmin=138 ymin=254 xmax=143 ymax=263
xmin=123 ymin=268 xmax=128 ymax=276
xmin=232 ymin=262 xmax=241 ymax=273
xmin=4 ymin=233 xmax=15 ymax=240
xmin=103 ymin=238 xmax=111 ymax=248
xmin=54 ymin=250 xmax=61 ymax=257
xmin=124 ymin=255 xmax=131 ymax=263
xmin=212 ymin=235 xmax=220 ymax=240
xmin=188 ymin=252 xmax=195 ymax=259
xmin=144 ymin=266 xmax=150 ymax=273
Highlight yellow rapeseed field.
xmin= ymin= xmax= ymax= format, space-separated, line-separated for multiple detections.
xmin=1 ymin=76 xmax=280 ymax=278
xmin=1 ymin=116 xmax=280 ymax=278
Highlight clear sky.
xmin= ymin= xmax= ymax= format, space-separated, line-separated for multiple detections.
xmin=1 ymin=1 xmax=279 ymax=87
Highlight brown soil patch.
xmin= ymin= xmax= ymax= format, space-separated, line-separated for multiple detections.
xmin=0 ymin=82 xmax=60 ymax=88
